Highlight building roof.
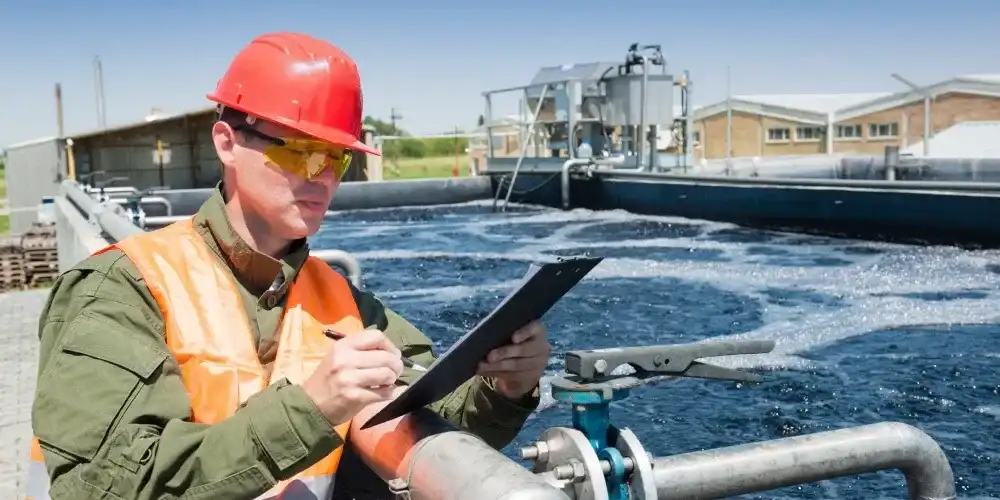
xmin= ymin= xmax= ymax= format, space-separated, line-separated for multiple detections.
xmin=901 ymin=121 xmax=1000 ymax=158
xmin=525 ymin=62 xmax=619 ymax=99
xmin=5 ymin=105 xmax=378 ymax=149
xmin=695 ymin=74 xmax=1000 ymax=124
xmin=70 ymin=106 xmax=217 ymax=141
xmin=735 ymin=93 xmax=892 ymax=114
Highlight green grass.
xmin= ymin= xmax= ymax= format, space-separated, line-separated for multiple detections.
xmin=382 ymin=155 xmax=471 ymax=180
xmin=0 ymin=169 xmax=7 ymax=235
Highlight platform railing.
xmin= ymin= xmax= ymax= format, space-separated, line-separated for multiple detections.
xmin=57 ymin=180 xmax=364 ymax=287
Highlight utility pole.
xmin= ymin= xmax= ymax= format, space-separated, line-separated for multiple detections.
xmin=890 ymin=73 xmax=931 ymax=157
xmin=389 ymin=107 xmax=403 ymax=134
xmin=725 ymin=65 xmax=732 ymax=175
xmin=94 ymin=56 xmax=107 ymax=129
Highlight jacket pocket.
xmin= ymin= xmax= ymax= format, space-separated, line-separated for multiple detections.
xmin=33 ymin=314 xmax=168 ymax=461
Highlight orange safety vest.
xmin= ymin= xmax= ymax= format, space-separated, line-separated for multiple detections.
xmin=26 ymin=218 xmax=362 ymax=500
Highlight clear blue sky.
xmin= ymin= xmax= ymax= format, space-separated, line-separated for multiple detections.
xmin=0 ymin=0 xmax=996 ymax=147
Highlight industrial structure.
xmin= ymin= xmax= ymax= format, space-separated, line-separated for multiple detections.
xmin=471 ymin=71 xmax=1000 ymax=164
xmin=1 ymin=106 xmax=377 ymax=234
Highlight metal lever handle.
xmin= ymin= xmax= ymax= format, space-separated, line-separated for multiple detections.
xmin=564 ymin=339 xmax=776 ymax=380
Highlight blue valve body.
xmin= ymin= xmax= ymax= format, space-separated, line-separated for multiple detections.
xmin=552 ymin=384 xmax=631 ymax=500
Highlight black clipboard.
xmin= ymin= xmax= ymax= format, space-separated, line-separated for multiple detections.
xmin=361 ymin=256 xmax=603 ymax=429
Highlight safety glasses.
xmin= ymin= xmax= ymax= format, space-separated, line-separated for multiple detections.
xmin=235 ymin=125 xmax=353 ymax=180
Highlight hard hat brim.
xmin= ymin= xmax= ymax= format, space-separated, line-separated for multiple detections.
xmin=292 ymin=119 xmax=380 ymax=156
xmin=208 ymin=94 xmax=381 ymax=156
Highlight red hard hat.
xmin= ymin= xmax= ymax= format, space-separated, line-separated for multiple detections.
xmin=207 ymin=32 xmax=379 ymax=156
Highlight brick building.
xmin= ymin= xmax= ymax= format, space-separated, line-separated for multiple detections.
xmin=691 ymin=74 xmax=1000 ymax=160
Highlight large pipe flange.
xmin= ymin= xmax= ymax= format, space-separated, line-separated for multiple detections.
xmin=615 ymin=428 xmax=656 ymax=500
xmin=530 ymin=427 xmax=608 ymax=500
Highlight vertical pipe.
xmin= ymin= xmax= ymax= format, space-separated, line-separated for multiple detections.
xmin=726 ymin=65 xmax=732 ymax=172
xmin=55 ymin=84 xmax=64 ymax=137
xmin=484 ymin=94 xmax=494 ymax=163
xmin=637 ymin=57 xmax=649 ymax=171
xmin=684 ymin=70 xmax=693 ymax=173
xmin=826 ymin=112 xmax=834 ymax=155
xmin=884 ymin=144 xmax=899 ymax=181
xmin=922 ymin=94 xmax=931 ymax=157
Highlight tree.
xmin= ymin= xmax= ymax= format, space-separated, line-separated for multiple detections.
xmin=362 ymin=116 xmax=401 ymax=136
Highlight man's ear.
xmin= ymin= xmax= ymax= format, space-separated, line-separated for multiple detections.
xmin=212 ymin=121 xmax=237 ymax=167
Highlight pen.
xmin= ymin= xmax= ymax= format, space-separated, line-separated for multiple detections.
xmin=323 ymin=329 xmax=428 ymax=372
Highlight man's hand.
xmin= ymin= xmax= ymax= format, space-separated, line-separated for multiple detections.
xmin=477 ymin=320 xmax=550 ymax=399
xmin=300 ymin=329 xmax=404 ymax=425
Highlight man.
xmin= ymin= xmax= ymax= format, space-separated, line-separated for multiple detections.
xmin=28 ymin=32 xmax=550 ymax=500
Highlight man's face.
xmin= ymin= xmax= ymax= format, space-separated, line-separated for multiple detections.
xmin=212 ymin=118 xmax=351 ymax=240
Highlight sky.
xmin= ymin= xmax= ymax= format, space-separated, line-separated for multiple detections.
xmin=0 ymin=0 xmax=997 ymax=147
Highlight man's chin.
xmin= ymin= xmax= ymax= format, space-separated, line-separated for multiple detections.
xmin=275 ymin=216 xmax=322 ymax=241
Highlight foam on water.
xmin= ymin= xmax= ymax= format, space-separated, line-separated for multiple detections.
xmin=312 ymin=200 xmax=1000 ymax=497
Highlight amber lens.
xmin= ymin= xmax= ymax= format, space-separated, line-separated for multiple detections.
xmin=262 ymin=139 xmax=353 ymax=180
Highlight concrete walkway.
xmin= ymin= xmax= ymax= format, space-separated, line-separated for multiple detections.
xmin=0 ymin=290 xmax=49 ymax=500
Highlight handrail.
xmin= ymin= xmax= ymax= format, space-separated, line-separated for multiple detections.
xmin=310 ymin=249 xmax=362 ymax=289
xmin=63 ymin=180 xmax=364 ymax=288
xmin=650 ymin=421 xmax=956 ymax=500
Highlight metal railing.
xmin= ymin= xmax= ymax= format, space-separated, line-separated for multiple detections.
xmin=59 ymin=180 xmax=363 ymax=288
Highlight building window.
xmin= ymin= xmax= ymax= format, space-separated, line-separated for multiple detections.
xmin=835 ymin=124 xmax=862 ymax=139
xmin=767 ymin=127 xmax=790 ymax=142
xmin=795 ymin=127 xmax=824 ymax=142
xmin=692 ymin=131 xmax=701 ymax=144
xmin=868 ymin=123 xmax=899 ymax=139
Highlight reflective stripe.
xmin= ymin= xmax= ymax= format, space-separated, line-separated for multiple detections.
xmin=25 ymin=458 xmax=51 ymax=500
xmin=255 ymin=474 xmax=336 ymax=500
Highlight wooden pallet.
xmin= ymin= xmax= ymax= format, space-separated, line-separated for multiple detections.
xmin=0 ymin=235 xmax=23 ymax=255
xmin=24 ymin=250 xmax=57 ymax=262
xmin=25 ymin=222 xmax=56 ymax=237
xmin=29 ymin=272 xmax=58 ymax=288
xmin=25 ymin=261 xmax=58 ymax=272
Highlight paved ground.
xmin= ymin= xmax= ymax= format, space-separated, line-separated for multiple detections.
xmin=0 ymin=290 xmax=49 ymax=500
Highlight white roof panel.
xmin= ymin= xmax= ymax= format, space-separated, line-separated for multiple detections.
xmin=734 ymin=93 xmax=893 ymax=114
xmin=902 ymin=121 xmax=1000 ymax=158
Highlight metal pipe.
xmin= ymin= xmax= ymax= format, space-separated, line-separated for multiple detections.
xmin=144 ymin=215 xmax=189 ymax=226
xmin=309 ymin=248 xmax=362 ymax=289
xmin=90 ymin=186 xmax=140 ymax=196
xmin=923 ymin=93 xmax=932 ymax=157
xmin=97 ymin=205 xmax=144 ymax=241
xmin=349 ymin=390 xmax=571 ymax=500
xmin=683 ymin=70 xmax=693 ymax=172
xmin=109 ymin=196 xmax=174 ymax=216
xmin=725 ymin=65 xmax=732 ymax=174
xmin=561 ymin=156 xmax=628 ymax=209
xmin=561 ymin=159 xmax=594 ymax=209
xmin=587 ymin=168 xmax=1000 ymax=193
xmin=63 ymin=180 xmax=101 ymax=220
xmin=637 ymin=57 xmax=649 ymax=171
xmin=884 ymin=145 xmax=900 ymax=181
xmin=650 ymin=422 xmax=955 ymax=500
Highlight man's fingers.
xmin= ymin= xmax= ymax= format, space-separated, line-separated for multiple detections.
xmin=487 ymin=336 xmax=548 ymax=363
xmin=342 ymin=329 xmax=402 ymax=357
xmin=478 ymin=355 xmax=548 ymax=375
xmin=510 ymin=321 xmax=545 ymax=344
xmin=352 ymin=350 xmax=405 ymax=374
xmin=352 ymin=366 xmax=402 ymax=388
